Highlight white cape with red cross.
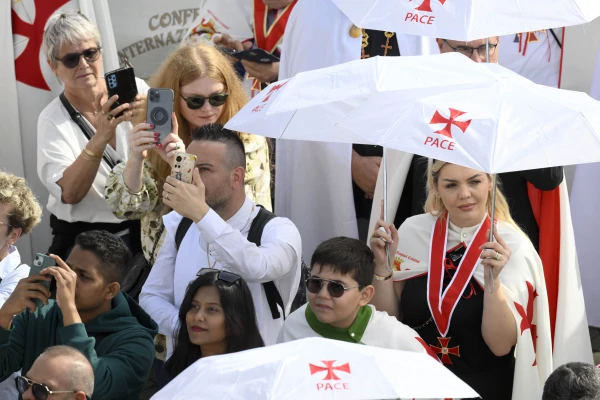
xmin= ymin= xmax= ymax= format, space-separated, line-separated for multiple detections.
xmin=391 ymin=213 xmax=553 ymax=400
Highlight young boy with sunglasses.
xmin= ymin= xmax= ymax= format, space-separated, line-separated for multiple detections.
xmin=277 ymin=237 xmax=429 ymax=353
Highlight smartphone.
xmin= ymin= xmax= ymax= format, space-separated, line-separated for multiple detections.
xmin=105 ymin=67 xmax=138 ymax=118
xmin=171 ymin=152 xmax=197 ymax=184
xmin=232 ymin=48 xmax=280 ymax=64
xmin=29 ymin=254 xmax=56 ymax=309
xmin=146 ymin=88 xmax=174 ymax=143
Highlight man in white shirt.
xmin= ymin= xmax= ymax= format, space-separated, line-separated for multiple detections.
xmin=140 ymin=124 xmax=302 ymax=352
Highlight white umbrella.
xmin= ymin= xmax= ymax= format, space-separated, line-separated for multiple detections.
xmin=226 ymin=54 xmax=600 ymax=174
xmin=151 ymin=337 xmax=479 ymax=399
xmin=226 ymin=54 xmax=600 ymax=289
xmin=331 ymin=0 xmax=600 ymax=41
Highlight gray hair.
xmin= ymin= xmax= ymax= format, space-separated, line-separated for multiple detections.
xmin=40 ymin=345 xmax=94 ymax=396
xmin=43 ymin=11 xmax=101 ymax=63
xmin=542 ymin=362 xmax=600 ymax=400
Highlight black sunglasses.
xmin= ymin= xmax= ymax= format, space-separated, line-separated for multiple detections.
xmin=54 ymin=47 xmax=101 ymax=69
xmin=306 ymin=277 xmax=362 ymax=298
xmin=15 ymin=376 xmax=86 ymax=400
xmin=197 ymin=268 xmax=241 ymax=284
xmin=180 ymin=93 xmax=229 ymax=110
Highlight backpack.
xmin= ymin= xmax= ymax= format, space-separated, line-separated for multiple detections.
xmin=175 ymin=206 xmax=309 ymax=319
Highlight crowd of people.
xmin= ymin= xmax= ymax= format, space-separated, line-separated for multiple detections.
xmin=1 ymin=1 xmax=599 ymax=399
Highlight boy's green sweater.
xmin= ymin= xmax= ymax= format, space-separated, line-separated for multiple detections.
xmin=0 ymin=292 xmax=157 ymax=400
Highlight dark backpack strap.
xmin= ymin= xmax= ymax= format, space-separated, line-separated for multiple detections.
xmin=59 ymin=92 xmax=118 ymax=169
xmin=247 ymin=207 xmax=283 ymax=320
xmin=175 ymin=217 xmax=194 ymax=251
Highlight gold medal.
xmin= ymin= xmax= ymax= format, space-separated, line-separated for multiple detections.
xmin=349 ymin=25 xmax=362 ymax=39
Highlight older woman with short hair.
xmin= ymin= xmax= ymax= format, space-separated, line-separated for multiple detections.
xmin=37 ymin=11 xmax=149 ymax=259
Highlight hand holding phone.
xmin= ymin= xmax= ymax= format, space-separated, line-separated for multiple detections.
xmin=232 ymin=48 xmax=280 ymax=64
xmin=105 ymin=67 xmax=138 ymax=118
xmin=147 ymin=88 xmax=174 ymax=143
xmin=29 ymin=254 xmax=56 ymax=309
xmin=171 ymin=152 xmax=197 ymax=184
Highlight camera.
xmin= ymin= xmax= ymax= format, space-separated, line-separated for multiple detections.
xmin=33 ymin=254 xmax=42 ymax=267
xmin=146 ymin=88 xmax=174 ymax=142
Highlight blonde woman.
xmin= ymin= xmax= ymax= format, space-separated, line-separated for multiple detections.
xmin=104 ymin=43 xmax=271 ymax=369
xmin=369 ymin=161 xmax=552 ymax=400
xmin=105 ymin=42 xmax=271 ymax=265
xmin=0 ymin=171 xmax=42 ymax=399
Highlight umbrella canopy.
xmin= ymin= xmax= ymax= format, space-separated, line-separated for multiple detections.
xmin=225 ymin=54 xmax=600 ymax=174
xmin=151 ymin=337 xmax=479 ymax=399
xmin=331 ymin=0 xmax=600 ymax=41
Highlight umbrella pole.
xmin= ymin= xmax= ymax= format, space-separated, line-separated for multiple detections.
xmin=487 ymin=174 xmax=497 ymax=293
xmin=383 ymin=147 xmax=392 ymax=272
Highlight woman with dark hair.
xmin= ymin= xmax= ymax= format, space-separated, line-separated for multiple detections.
xmin=159 ymin=268 xmax=264 ymax=387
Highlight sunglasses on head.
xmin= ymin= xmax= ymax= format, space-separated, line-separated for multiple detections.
xmin=197 ymin=268 xmax=241 ymax=284
xmin=15 ymin=376 xmax=87 ymax=400
xmin=306 ymin=277 xmax=362 ymax=298
xmin=180 ymin=93 xmax=229 ymax=110
xmin=54 ymin=47 xmax=101 ymax=69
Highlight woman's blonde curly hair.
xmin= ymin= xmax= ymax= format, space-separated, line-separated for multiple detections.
xmin=0 ymin=171 xmax=42 ymax=234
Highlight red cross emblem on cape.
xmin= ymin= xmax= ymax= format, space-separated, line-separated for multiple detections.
xmin=309 ymin=360 xmax=351 ymax=380
xmin=431 ymin=337 xmax=461 ymax=364
xmin=428 ymin=215 xmax=490 ymax=336
xmin=414 ymin=0 xmax=447 ymax=12
xmin=12 ymin=0 xmax=70 ymax=91
xmin=429 ymin=108 xmax=472 ymax=139
xmin=514 ymin=281 xmax=539 ymax=366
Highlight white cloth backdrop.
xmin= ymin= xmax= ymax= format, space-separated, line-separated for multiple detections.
xmin=571 ymin=46 xmax=600 ymax=328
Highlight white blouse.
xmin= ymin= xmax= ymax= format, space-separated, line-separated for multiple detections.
xmin=37 ymin=79 xmax=149 ymax=223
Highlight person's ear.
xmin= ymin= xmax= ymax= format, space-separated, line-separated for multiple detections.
xmin=75 ymin=391 xmax=88 ymax=400
xmin=8 ymin=227 xmax=22 ymax=246
xmin=359 ymin=285 xmax=375 ymax=306
xmin=104 ymin=282 xmax=120 ymax=300
xmin=231 ymin=166 xmax=245 ymax=188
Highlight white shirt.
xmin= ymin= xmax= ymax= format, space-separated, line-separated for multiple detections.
xmin=0 ymin=246 xmax=30 ymax=307
xmin=0 ymin=246 xmax=27 ymax=399
xmin=37 ymin=78 xmax=149 ymax=223
xmin=140 ymin=197 xmax=302 ymax=355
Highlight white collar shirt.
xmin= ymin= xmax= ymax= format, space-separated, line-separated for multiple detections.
xmin=36 ymin=78 xmax=149 ymax=223
xmin=140 ymin=196 xmax=302 ymax=356
xmin=0 ymin=246 xmax=30 ymax=308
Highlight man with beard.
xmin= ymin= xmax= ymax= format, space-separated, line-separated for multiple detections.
xmin=140 ymin=124 xmax=301 ymax=353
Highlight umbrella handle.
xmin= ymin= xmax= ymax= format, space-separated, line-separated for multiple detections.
xmin=487 ymin=174 xmax=497 ymax=293
xmin=383 ymin=148 xmax=393 ymax=272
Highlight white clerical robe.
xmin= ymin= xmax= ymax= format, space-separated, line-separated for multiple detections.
xmin=393 ymin=213 xmax=553 ymax=400
xmin=278 ymin=304 xmax=429 ymax=355
xmin=276 ymin=0 xmax=437 ymax=262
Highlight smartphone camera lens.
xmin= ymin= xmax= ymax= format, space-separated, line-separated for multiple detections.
xmin=176 ymin=155 xmax=182 ymax=162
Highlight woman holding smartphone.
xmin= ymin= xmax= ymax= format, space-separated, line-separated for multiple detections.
xmin=104 ymin=42 xmax=271 ymax=370
xmin=37 ymin=12 xmax=148 ymax=259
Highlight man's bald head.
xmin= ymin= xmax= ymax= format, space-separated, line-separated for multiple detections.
xmin=24 ymin=346 xmax=94 ymax=400
xmin=436 ymin=37 xmax=500 ymax=63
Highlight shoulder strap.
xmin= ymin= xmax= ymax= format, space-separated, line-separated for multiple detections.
xmin=59 ymin=92 xmax=117 ymax=169
xmin=175 ymin=217 xmax=194 ymax=251
xmin=247 ymin=207 xmax=283 ymax=320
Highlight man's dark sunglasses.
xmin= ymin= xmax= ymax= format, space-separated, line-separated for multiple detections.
xmin=306 ymin=277 xmax=362 ymax=298
xmin=54 ymin=47 xmax=101 ymax=69
xmin=15 ymin=376 xmax=90 ymax=400
xmin=197 ymin=268 xmax=241 ymax=284
xmin=180 ymin=93 xmax=229 ymax=110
